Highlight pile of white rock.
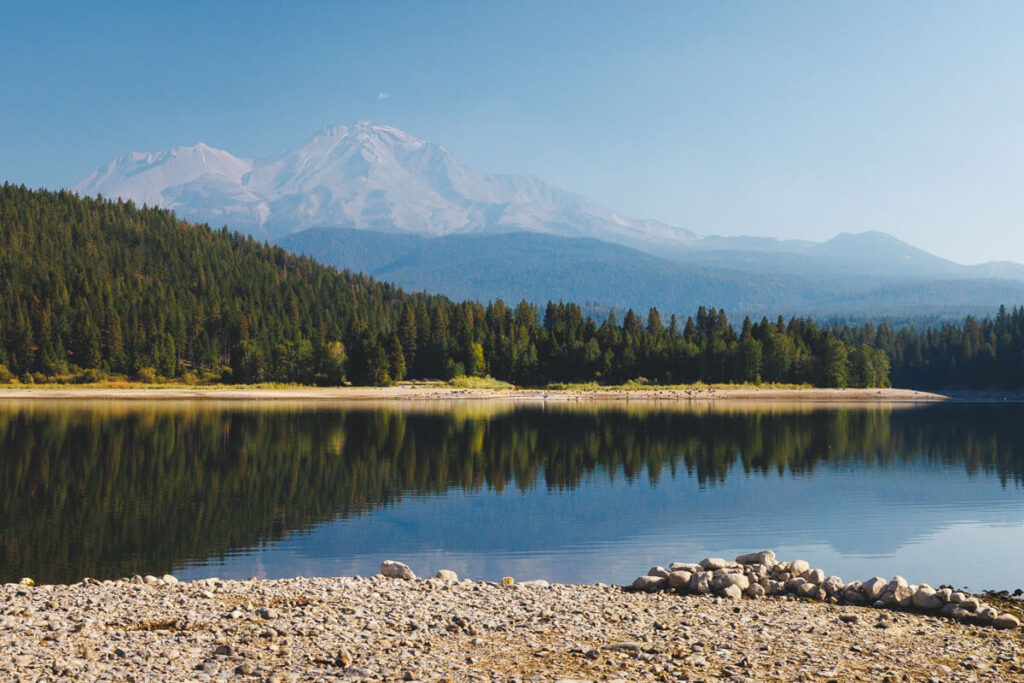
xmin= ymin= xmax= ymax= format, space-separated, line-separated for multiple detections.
xmin=631 ymin=550 xmax=1021 ymax=630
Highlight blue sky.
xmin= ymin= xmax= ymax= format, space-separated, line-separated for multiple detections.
xmin=2 ymin=1 xmax=1024 ymax=263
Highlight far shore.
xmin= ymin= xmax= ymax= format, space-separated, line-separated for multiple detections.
xmin=0 ymin=383 xmax=950 ymax=402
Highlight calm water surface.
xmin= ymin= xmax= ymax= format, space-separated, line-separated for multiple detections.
xmin=2 ymin=399 xmax=1023 ymax=590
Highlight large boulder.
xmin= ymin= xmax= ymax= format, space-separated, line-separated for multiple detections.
xmin=790 ymin=560 xmax=810 ymax=576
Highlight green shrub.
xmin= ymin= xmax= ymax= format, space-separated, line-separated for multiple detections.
xmin=135 ymin=367 xmax=158 ymax=383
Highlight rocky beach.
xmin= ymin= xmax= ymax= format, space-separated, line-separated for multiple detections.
xmin=3 ymin=553 xmax=1023 ymax=682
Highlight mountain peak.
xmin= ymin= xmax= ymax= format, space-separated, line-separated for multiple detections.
xmin=71 ymin=122 xmax=699 ymax=248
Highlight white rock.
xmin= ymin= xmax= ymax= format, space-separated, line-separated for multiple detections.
xmin=667 ymin=571 xmax=692 ymax=589
xmin=861 ymin=577 xmax=887 ymax=601
xmin=380 ymin=561 xmax=416 ymax=580
xmin=790 ymin=560 xmax=810 ymax=576
xmin=822 ymin=575 xmax=844 ymax=595
xmin=802 ymin=568 xmax=826 ymax=585
xmin=435 ymin=570 xmax=459 ymax=582
xmin=647 ymin=566 xmax=670 ymax=578
xmin=669 ymin=562 xmax=702 ymax=573
xmin=912 ymin=586 xmax=943 ymax=610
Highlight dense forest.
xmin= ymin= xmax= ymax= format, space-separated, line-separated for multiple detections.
xmin=0 ymin=184 xmax=1021 ymax=389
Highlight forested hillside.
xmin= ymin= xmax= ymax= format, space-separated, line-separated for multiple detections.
xmin=0 ymin=185 xmax=1019 ymax=389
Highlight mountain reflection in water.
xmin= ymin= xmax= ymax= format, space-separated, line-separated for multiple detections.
xmin=1 ymin=400 xmax=1022 ymax=586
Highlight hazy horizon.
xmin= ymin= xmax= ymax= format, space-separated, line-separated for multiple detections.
xmin=4 ymin=2 xmax=1024 ymax=264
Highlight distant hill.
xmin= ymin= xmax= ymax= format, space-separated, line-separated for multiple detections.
xmin=278 ymin=227 xmax=1024 ymax=322
xmin=71 ymin=120 xmax=1024 ymax=321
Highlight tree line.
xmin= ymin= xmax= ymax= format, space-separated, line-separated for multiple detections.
xmin=0 ymin=184 xmax=1019 ymax=389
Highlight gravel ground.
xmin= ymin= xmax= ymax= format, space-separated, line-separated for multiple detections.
xmin=3 ymin=573 xmax=1023 ymax=682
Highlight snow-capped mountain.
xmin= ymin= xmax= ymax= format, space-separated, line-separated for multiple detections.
xmin=71 ymin=122 xmax=700 ymax=251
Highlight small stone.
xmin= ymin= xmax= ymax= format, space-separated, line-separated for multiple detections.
xmin=668 ymin=562 xmax=702 ymax=573
xmin=236 ymin=662 xmax=255 ymax=675
xmin=721 ymin=584 xmax=743 ymax=600
xmin=975 ymin=606 xmax=998 ymax=623
xmin=258 ymin=607 xmax=280 ymax=620
xmin=647 ymin=566 xmax=670 ymax=578
xmin=18 ymin=578 xmax=34 ymax=587
xmin=959 ymin=597 xmax=981 ymax=611
xmin=162 ymin=574 xmax=179 ymax=585
xmin=745 ymin=583 xmax=766 ymax=599
xmin=380 ymin=561 xmax=416 ymax=580
xmin=214 ymin=644 xmax=234 ymax=656
xmin=435 ymin=570 xmax=459 ymax=582
xmin=501 ymin=576 xmax=515 ymax=586
xmin=993 ymin=613 xmax=1021 ymax=629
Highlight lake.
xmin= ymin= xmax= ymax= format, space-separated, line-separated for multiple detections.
xmin=2 ymin=399 xmax=1023 ymax=591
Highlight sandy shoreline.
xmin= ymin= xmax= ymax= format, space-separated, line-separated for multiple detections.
xmin=0 ymin=384 xmax=949 ymax=403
